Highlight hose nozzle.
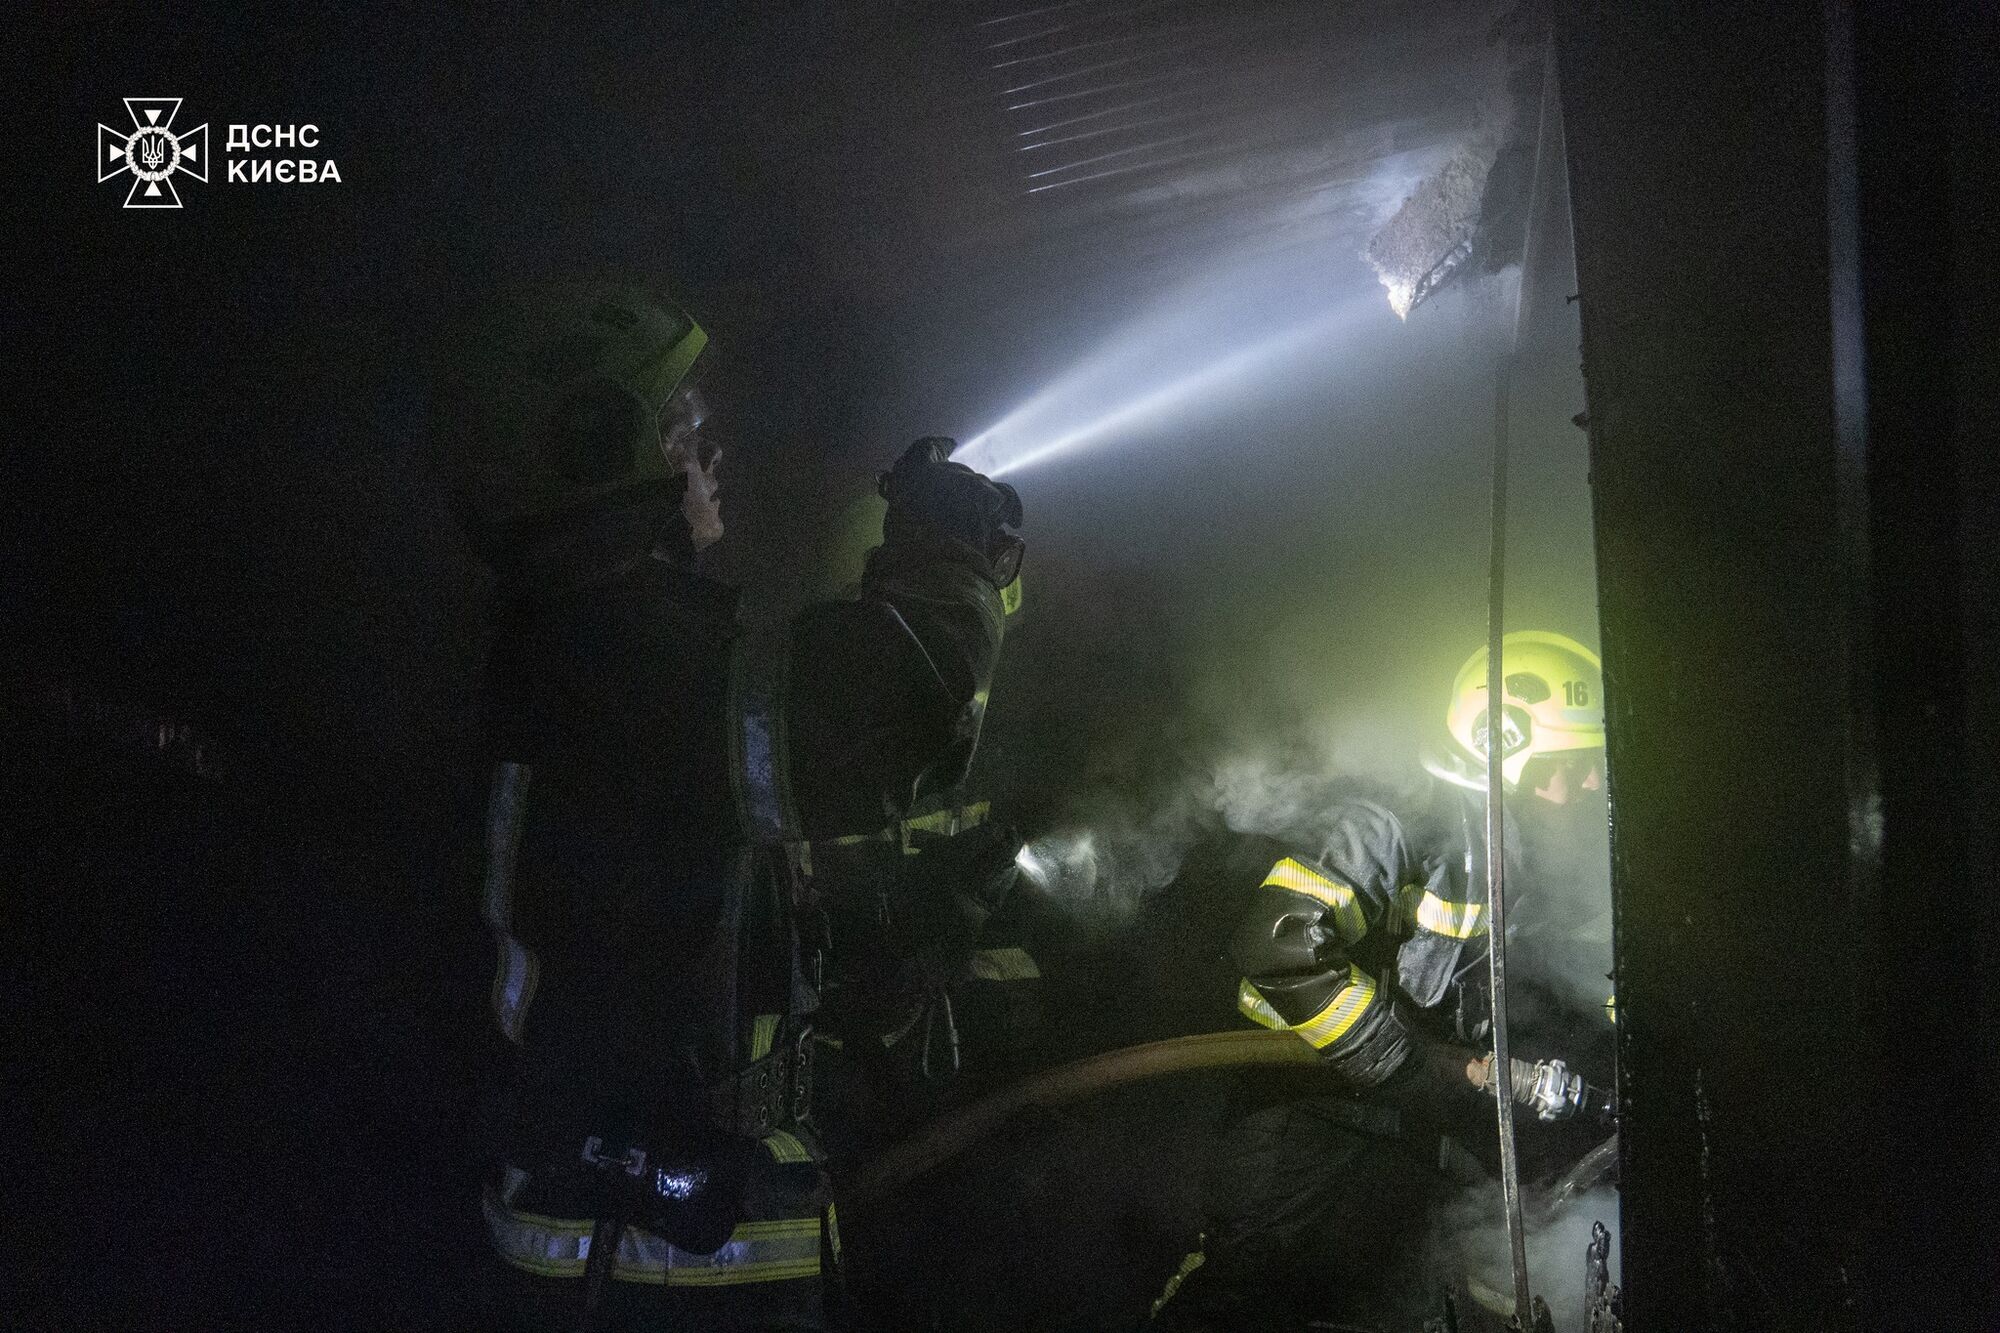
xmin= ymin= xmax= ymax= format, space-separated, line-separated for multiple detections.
xmin=1479 ymin=1055 xmax=1615 ymax=1124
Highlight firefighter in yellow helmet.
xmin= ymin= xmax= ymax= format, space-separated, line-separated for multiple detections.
xmin=1151 ymin=631 xmax=1613 ymax=1332
xmin=445 ymin=282 xmax=1025 ymax=1332
xmin=1442 ymin=629 xmax=1608 ymax=806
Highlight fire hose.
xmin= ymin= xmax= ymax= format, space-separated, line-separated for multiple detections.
xmin=1534 ymin=1133 xmax=1619 ymax=1227
xmin=842 ymin=1030 xmax=1611 ymax=1203
xmin=842 ymin=1030 xmax=1318 ymax=1201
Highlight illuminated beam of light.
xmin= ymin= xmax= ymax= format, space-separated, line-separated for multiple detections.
xmin=958 ymin=305 xmax=1356 ymax=480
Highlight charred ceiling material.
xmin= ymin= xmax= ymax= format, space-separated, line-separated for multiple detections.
xmin=956 ymin=0 xmax=1517 ymax=277
xmin=1365 ymin=18 xmax=1546 ymax=319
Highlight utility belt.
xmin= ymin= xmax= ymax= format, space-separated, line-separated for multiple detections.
xmin=487 ymin=1123 xmax=827 ymax=1300
xmin=493 ymin=1022 xmax=816 ymax=1253
xmin=500 ymin=1034 xmax=816 ymax=1266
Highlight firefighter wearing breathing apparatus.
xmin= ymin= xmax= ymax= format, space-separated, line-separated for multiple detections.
xmin=1150 ymin=631 xmax=1614 ymax=1332
xmin=801 ymin=785 xmax=1050 ymax=1165
xmin=795 ymin=502 xmax=1044 ymax=1145
xmin=440 ymin=280 xmax=1024 ymax=1331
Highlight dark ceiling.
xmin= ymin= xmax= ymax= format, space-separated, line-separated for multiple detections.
xmin=20 ymin=0 xmax=1531 ymax=765
xmin=944 ymin=0 xmax=1512 ymax=288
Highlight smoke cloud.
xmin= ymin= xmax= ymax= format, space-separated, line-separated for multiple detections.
xmin=792 ymin=49 xmax=1622 ymax=1297
xmin=1433 ymin=1182 xmax=1622 ymax=1329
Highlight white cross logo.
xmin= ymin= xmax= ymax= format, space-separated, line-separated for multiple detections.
xmin=98 ymin=98 xmax=208 ymax=209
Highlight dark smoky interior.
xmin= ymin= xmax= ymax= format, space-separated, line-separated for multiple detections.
xmin=12 ymin=3 xmax=1988 ymax=1331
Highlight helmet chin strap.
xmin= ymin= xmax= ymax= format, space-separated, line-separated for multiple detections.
xmin=1421 ymin=745 xmax=1488 ymax=792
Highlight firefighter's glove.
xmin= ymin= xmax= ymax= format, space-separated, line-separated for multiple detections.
xmin=1476 ymin=1055 xmax=1613 ymax=1124
xmin=879 ymin=436 xmax=1025 ymax=589
xmin=906 ymin=822 xmax=1024 ymax=989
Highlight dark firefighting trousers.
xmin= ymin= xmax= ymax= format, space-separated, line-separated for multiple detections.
xmin=1151 ymin=1097 xmax=1440 ymax=1333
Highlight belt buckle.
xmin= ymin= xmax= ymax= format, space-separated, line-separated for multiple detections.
xmin=581 ymin=1136 xmax=649 ymax=1177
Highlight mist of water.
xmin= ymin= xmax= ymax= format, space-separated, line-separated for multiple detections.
xmin=1432 ymin=1182 xmax=1622 ymax=1330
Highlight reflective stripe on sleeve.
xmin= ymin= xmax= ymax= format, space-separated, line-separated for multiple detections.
xmin=1236 ymin=979 xmax=1287 ymax=1030
xmin=1415 ymin=890 xmax=1487 ymax=939
xmin=482 ymin=1188 xmax=821 ymax=1286
xmin=1261 ymin=858 xmax=1367 ymax=941
xmin=762 ymin=1130 xmax=811 ymax=1164
xmin=1291 ymin=967 xmax=1380 ymax=1051
xmin=906 ymin=801 xmax=991 ymax=838
xmin=819 ymin=799 xmax=994 ymax=853
xmin=824 ymin=827 xmax=898 ymax=848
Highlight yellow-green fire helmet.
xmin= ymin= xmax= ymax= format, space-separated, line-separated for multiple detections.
xmin=1446 ymin=630 xmax=1605 ymax=787
xmin=440 ymin=279 xmax=708 ymax=529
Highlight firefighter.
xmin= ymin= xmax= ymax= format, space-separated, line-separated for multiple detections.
xmin=440 ymin=280 xmax=1024 ymax=1331
xmin=1150 ymin=631 xmax=1613 ymax=1333
xmin=799 ymin=499 xmax=1043 ymax=1153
